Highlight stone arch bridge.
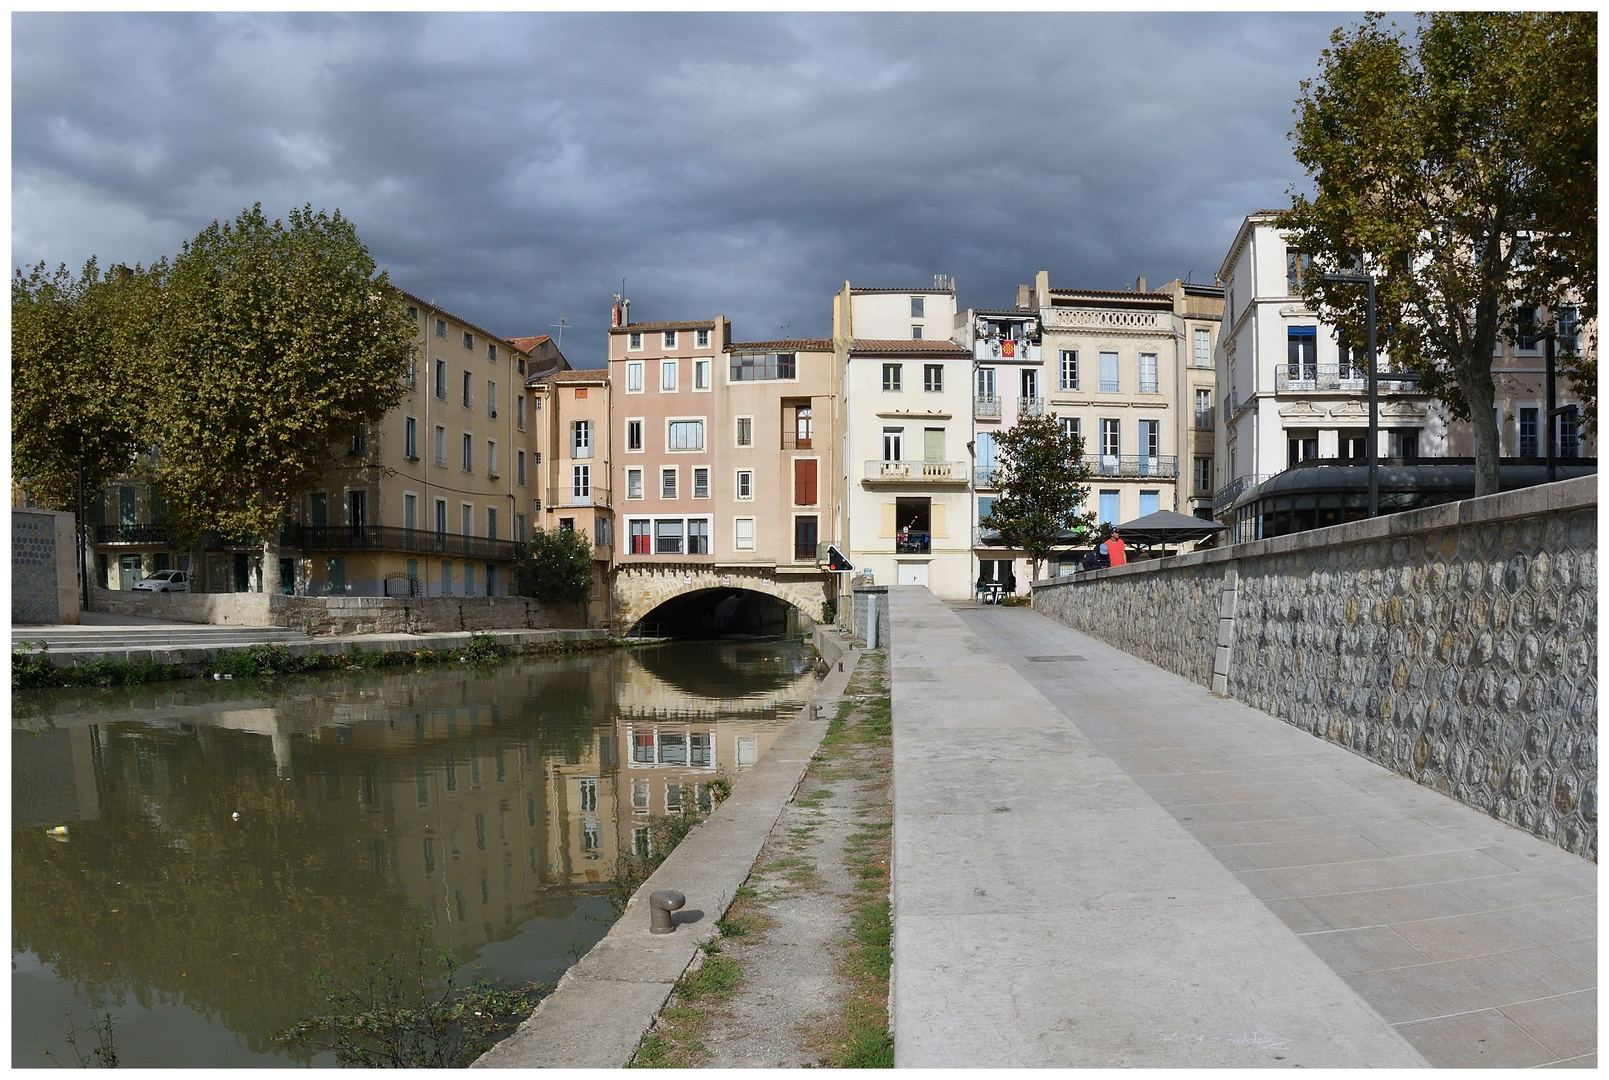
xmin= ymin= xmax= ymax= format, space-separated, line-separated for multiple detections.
xmin=611 ymin=563 xmax=834 ymax=635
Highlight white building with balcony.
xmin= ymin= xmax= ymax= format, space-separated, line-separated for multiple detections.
xmin=831 ymin=280 xmax=974 ymax=599
xmin=1212 ymin=210 xmax=1446 ymax=521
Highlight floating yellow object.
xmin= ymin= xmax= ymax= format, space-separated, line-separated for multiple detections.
xmin=47 ymin=826 xmax=69 ymax=841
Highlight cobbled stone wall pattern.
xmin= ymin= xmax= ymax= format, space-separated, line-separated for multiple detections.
xmin=275 ymin=595 xmax=582 ymax=636
xmin=13 ymin=511 xmax=63 ymax=624
xmin=1032 ymin=563 xmax=1227 ymax=689
xmin=1033 ymin=480 xmax=1597 ymax=860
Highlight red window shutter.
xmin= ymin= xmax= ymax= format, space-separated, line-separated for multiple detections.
xmin=794 ymin=459 xmax=817 ymax=506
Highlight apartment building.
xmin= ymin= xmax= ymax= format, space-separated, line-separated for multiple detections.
xmin=1212 ymin=211 xmax=1447 ymax=523
xmin=528 ymin=368 xmax=614 ymax=624
xmin=1158 ymin=279 xmax=1226 ymax=521
xmin=1021 ymin=271 xmax=1182 ymax=531
xmin=607 ymin=309 xmax=838 ymax=583
xmin=832 ymin=280 xmax=973 ymax=600
xmin=1446 ymin=303 xmax=1594 ymax=461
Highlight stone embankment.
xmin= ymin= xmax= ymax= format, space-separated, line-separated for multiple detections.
xmin=1033 ymin=477 xmax=1597 ymax=860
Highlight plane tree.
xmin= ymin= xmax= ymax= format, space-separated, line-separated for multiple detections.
xmin=978 ymin=412 xmax=1095 ymax=582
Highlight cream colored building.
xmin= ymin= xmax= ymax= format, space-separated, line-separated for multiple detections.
xmin=1446 ymin=302 xmax=1594 ymax=461
xmin=528 ymin=368 xmax=615 ymax=624
xmin=1158 ymin=280 xmax=1226 ymax=521
xmin=832 ymin=281 xmax=974 ymax=600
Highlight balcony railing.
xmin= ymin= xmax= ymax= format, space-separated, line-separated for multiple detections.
xmin=1211 ymin=473 xmax=1276 ymax=515
xmin=547 ymin=487 xmax=611 ymax=510
xmin=1083 ymin=455 xmax=1179 ymax=478
xmin=974 ymin=395 xmax=1002 ymax=419
xmin=973 ymin=339 xmax=1041 ymax=362
xmin=793 ymin=542 xmax=819 ymax=562
xmin=863 ymin=460 xmax=968 ymax=483
xmin=1274 ymin=364 xmax=1424 ymax=393
xmin=1018 ymin=396 xmax=1045 ymax=418
xmin=782 ymin=435 xmax=815 ymax=450
xmin=294 ymin=525 xmax=524 ymax=562
xmin=96 ymin=523 xmax=171 ymax=545
xmin=974 ymin=465 xmax=999 ymax=487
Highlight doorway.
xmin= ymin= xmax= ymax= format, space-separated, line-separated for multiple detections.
xmin=897 ymin=562 xmax=929 ymax=586
xmin=118 ymin=554 xmax=142 ymax=590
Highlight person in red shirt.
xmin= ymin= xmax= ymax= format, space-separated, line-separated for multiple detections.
xmin=1106 ymin=529 xmax=1127 ymax=567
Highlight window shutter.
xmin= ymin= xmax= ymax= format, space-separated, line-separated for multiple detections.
xmin=794 ymin=459 xmax=818 ymax=506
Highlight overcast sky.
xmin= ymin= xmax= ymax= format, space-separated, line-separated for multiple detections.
xmin=14 ymin=12 xmax=1354 ymax=367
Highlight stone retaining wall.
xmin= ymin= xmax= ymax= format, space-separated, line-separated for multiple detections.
xmin=1033 ymin=477 xmax=1598 ymax=860
xmin=88 ymin=587 xmax=271 ymax=625
xmin=274 ymin=595 xmax=584 ymax=636
xmin=13 ymin=509 xmax=79 ymax=625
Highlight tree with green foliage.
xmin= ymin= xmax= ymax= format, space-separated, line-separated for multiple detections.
xmin=516 ymin=527 xmax=594 ymax=604
xmin=977 ymin=412 xmax=1095 ymax=581
xmin=12 ymin=258 xmax=158 ymax=509
xmin=143 ymin=204 xmax=417 ymax=593
xmin=1285 ymin=12 xmax=1597 ymax=498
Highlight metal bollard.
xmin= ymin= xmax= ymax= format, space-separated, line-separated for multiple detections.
xmin=649 ymin=890 xmax=685 ymax=934
xmin=809 ymin=703 xmax=821 ymax=721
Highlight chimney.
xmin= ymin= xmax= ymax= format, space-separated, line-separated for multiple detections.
xmin=611 ymin=294 xmax=622 ymax=328
xmin=1015 ymin=284 xmax=1031 ymax=310
xmin=1136 ymin=275 xmax=1147 ymax=293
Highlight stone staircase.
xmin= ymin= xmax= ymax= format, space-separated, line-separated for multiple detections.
xmin=12 ymin=624 xmax=313 ymax=663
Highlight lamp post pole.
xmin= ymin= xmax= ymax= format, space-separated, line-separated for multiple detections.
xmin=1545 ymin=327 xmax=1557 ymax=484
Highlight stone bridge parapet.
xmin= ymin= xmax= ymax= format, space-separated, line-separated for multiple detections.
xmin=612 ymin=563 xmax=832 ymax=632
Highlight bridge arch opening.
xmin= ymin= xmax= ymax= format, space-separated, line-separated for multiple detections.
xmin=630 ymin=587 xmax=811 ymax=639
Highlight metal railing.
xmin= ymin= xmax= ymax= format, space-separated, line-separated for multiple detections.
xmin=973 ymin=340 xmax=1042 ymax=361
xmin=96 ymin=523 xmax=171 ymax=545
xmin=1018 ymin=396 xmax=1045 ymax=417
xmin=974 ymin=465 xmax=999 ymax=487
xmin=1274 ymin=364 xmax=1425 ymax=393
xmin=1083 ymin=455 xmax=1178 ymax=478
xmin=1211 ymin=473 xmax=1276 ymax=515
xmin=974 ymin=395 xmax=1002 ymax=419
xmin=782 ymin=435 xmax=815 ymax=450
xmin=863 ymin=460 xmax=968 ymax=482
xmin=293 ymin=524 xmax=524 ymax=562
xmin=546 ymin=487 xmax=611 ymax=509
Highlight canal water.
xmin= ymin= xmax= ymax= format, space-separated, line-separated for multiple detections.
xmin=12 ymin=639 xmax=818 ymax=1067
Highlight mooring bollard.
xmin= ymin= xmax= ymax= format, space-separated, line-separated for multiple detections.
xmin=809 ymin=703 xmax=821 ymax=720
xmin=649 ymin=890 xmax=686 ymax=934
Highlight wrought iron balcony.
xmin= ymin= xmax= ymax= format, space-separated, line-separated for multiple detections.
xmin=293 ymin=524 xmax=524 ymax=562
xmin=1211 ymin=473 xmax=1276 ymax=515
xmin=1082 ymin=455 xmax=1179 ymax=478
xmin=1274 ymin=364 xmax=1425 ymax=393
xmin=546 ymin=487 xmax=612 ymax=509
xmin=974 ymin=395 xmax=1002 ymax=419
xmin=863 ymin=460 xmax=968 ymax=483
xmin=95 ymin=523 xmax=171 ymax=545
xmin=1018 ymin=396 xmax=1045 ymax=418
xmin=973 ymin=339 xmax=1041 ymax=362
xmin=974 ymin=465 xmax=1000 ymax=488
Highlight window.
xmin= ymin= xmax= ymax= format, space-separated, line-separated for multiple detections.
xmin=595 ymin=517 xmax=613 ymax=547
xmin=516 ymin=395 xmax=525 ymax=430
xmin=1139 ymin=353 xmax=1158 ymax=393
xmin=1139 ymin=490 xmax=1159 ymax=517
xmin=736 ymin=417 xmax=753 ymax=446
xmin=516 ymin=513 xmax=527 ymax=542
xmin=691 ymin=732 xmax=713 ymax=767
xmin=461 ymin=433 xmax=473 ymax=472
xmin=629 ymin=519 xmax=651 ymax=554
xmin=486 ymin=440 xmax=497 ymax=477
xmin=693 ymin=358 xmax=710 ymax=390
xmin=924 ymin=364 xmax=943 ymax=392
xmin=911 ymin=325 xmax=923 ymax=340
xmin=1287 ymin=327 xmax=1318 ymax=379
xmin=572 ymin=420 xmax=593 ymax=458
xmin=462 ymin=371 xmax=472 ymax=408
xmin=461 ymin=503 xmax=474 ymax=536
xmin=1060 ymin=350 xmax=1078 ymax=390
xmin=696 ymin=328 xmax=710 ymax=348
xmin=1557 ymin=306 xmax=1581 ymax=354
xmin=435 ymin=318 xmax=447 ymax=338
xmin=1059 ymin=416 xmax=1080 ymax=443
xmin=487 ymin=381 xmax=497 ymax=416
xmin=977 ymin=496 xmax=995 ymax=522
xmin=1100 ymin=418 xmax=1119 ymax=460
xmin=794 ymin=459 xmax=817 ymax=505
xmin=736 ymin=470 xmax=753 ymax=500
xmin=627 ymin=468 xmax=644 ymax=499
xmin=1519 ymin=407 xmax=1540 ymax=458
xmin=668 ymin=419 xmax=705 ymax=451
xmin=1099 ymin=352 xmax=1119 ymax=393
xmin=406 ymin=352 xmax=418 ymax=390
xmin=435 ymin=498 xmax=447 ymax=537
xmin=407 ymin=305 xmax=419 ymax=321
xmin=1557 ymin=410 xmax=1581 ymax=458
xmin=735 ymin=518 xmax=755 ymax=550
xmin=435 ymin=360 xmax=446 ymax=399
xmin=626 ymin=418 xmax=643 ymax=452
xmin=1196 ymin=389 xmax=1212 ymax=430
xmin=517 ymin=450 xmax=526 ymax=486
xmin=404 ymin=493 xmax=418 ymax=531
xmin=1286 ymin=250 xmax=1312 ymax=294
xmin=404 ymin=417 xmax=418 ymax=460
xmin=627 ymin=331 xmax=643 ymax=351
xmin=687 ymin=518 xmax=710 ymax=554
xmin=729 ymin=353 xmax=796 ymax=381
xmin=627 ymin=361 xmax=644 ymax=392
xmin=1021 ymin=368 xmax=1038 ymax=400
xmin=440 ymin=559 xmax=452 ymax=597
xmin=487 ymin=342 xmax=497 ymax=362
xmin=1194 ymin=456 xmax=1213 ymax=493
xmin=663 ymin=330 xmax=677 ymax=348
xmin=693 ymin=467 xmax=710 ymax=498
xmin=573 ymin=464 xmax=590 ymax=500
xmin=1194 ymin=328 xmax=1212 ymax=367
xmin=434 ymin=425 xmax=446 ymax=467
xmin=794 ymin=516 xmax=818 ymax=562
xmin=661 ymin=468 xmax=678 ymax=499
xmin=661 ymin=360 xmax=677 ymax=391
xmin=977 ymin=366 xmax=996 ymax=398
xmin=882 ymin=364 xmax=903 ymax=391
xmin=655 ymin=519 xmax=684 ymax=554
xmin=1140 ymin=420 xmax=1159 ymax=467
xmin=1099 ymin=490 xmax=1120 ymax=526
xmin=923 ymin=427 xmax=945 ymax=461
xmin=462 ymin=331 xmax=474 ymax=350
xmin=911 ymin=296 xmax=925 ymax=318
xmin=487 ymin=507 xmax=498 ymax=541
xmin=882 ymin=427 xmax=903 ymax=461
xmin=1515 ymin=306 xmax=1545 ymax=353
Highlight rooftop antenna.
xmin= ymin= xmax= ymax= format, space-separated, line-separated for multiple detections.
xmin=550 ymin=317 xmax=570 ymax=348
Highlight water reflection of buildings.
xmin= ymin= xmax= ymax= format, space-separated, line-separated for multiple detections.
xmin=11 ymin=643 xmax=819 ymax=1060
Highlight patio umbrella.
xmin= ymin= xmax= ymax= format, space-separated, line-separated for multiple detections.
xmin=1113 ymin=509 xmax=1228 ymax=546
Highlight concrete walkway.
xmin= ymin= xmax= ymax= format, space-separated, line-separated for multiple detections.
xmin=945 ymin=599 xmax=1596 ymax=1068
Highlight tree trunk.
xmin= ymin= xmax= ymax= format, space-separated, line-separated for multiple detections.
xmin=262 ymin=537 xmax=282 ymax=595
xmin=1461 ymin=362 xmax=1501 ymax=497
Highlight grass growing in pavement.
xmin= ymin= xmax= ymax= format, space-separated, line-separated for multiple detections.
xmin=630 ymin=947 xmax=745 ymax=1068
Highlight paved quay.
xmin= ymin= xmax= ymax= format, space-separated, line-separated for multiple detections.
xmin=938 ymin=598 xmax=1595 ymax=1068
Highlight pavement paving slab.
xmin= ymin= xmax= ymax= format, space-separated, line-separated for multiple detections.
xmin=953 ymin=600 xmax=1597 ymax=1069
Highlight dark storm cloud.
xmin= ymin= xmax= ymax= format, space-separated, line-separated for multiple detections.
xmin=13 ymin=12 xmax=1347 ymax=366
